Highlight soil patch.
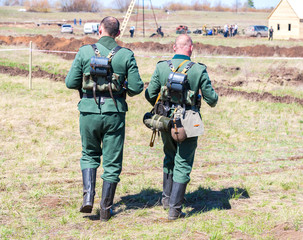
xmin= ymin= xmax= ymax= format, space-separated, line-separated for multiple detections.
xmin=263 ymin=223 xmax=303 ymax=240
xmin=0 ymin=65 xmax=65 ymax=82
xmin=1 ymin=35 xmax=303 ymax=59
xmin=216 ymin=86 xmax=303 ymax=106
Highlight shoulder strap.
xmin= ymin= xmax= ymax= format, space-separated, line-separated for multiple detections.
xmin=167 ymin=60 xmax=176 ymax=72
xmin=181 ymin=61 xmax=195 ymax=74
xmin=107 ymin=46 xmax=122 ymax=62
xmin=91 ymin=44 xmax=122 ymax=60
xmin=167 ymin=60 xmax=189 ymax=73
xmin=91 ymin=44 xmax=100 ymax=57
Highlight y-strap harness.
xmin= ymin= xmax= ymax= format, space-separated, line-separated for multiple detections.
xmin=165 ymin=59 xmax=195 ymax=107
xmin=90 ymin=44 xmax=122 ymax=106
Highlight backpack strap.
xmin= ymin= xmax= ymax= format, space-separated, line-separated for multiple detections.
xmin=167 ymin=60 xmax=189 ymax=73
xmin=181 ymin=61 xmax=195 ymax=74
xmin=167 ymin=60 xmax=176 ymax=72
xmin=107 ymin=46 xmax=122 ymax=62
xmin=91 ymin=44 xmax=100 ymax=57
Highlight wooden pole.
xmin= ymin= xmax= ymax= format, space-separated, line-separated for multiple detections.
xmin=143 ymin=0 xmax=145 ymax=37
xmin=29 ymin=41 xmax=32 ymax=90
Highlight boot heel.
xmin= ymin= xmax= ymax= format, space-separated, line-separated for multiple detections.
xmin=80 ymin=204 xmax=93 ymax=213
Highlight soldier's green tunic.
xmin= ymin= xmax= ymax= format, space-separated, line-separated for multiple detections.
xmin=66 ymin=36 xmax=143 ymax=183
xmin=145 ymin=54 xmax=218 ymax=184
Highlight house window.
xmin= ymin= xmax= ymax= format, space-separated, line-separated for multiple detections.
xmin=277 ymin=24 xmax=280 ymax=30
xmin=288 ymin=24 xmax=291 ymax=31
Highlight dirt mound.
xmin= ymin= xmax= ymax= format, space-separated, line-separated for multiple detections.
xmin=0 ymin=65 xmax=65 ymax=82
xmin=216 ymin=86 xmax=303 ymax=106
xmin=1 ymin=35 xmax=303 ymax=58
xmin=268 ymin=65 xmax=303 ymax=85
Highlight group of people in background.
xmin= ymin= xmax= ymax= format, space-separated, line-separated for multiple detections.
xmin=224 ymin=23 xmax=238 ymax=37
xmin=74 ymin=18 xmax=82 ymax=25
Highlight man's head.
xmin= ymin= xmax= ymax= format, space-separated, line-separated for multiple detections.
xmin=173 ymin=34 xmax=193 ymax=57
xmin=99 ymin=16 xmax=120 ymax=38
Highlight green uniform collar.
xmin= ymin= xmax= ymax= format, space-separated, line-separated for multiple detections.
xmin=97 ymin=36 xmax=118 ymax=50
xmin=172 ymin=54 xmax=191 ymax=61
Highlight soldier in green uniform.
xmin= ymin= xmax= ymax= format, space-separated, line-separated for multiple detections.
xmin=145 ymin=34 xmax=218 ymax=220
xmin=65 ymin=16 xmax=143 ymax=221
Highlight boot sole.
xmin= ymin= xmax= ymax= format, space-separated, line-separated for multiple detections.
xmin=168 ymin=212 xmax=185 ymax=220
xmin=80 ymin=205 xmax=93 ymax=213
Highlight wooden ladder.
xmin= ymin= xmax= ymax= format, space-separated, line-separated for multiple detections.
xmin=119 ymin=0 xmax=136 ymax=39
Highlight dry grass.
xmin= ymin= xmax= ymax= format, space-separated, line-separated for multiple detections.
xmin=0 ymin=54 xmax=302 ymax=238
xmin=0 ymin=8 xmax=303 ymax=240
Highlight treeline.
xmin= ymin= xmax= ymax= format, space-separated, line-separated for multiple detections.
xmin=2 ymin=0 xmax=101 ymax=12
xmin=164 ymin=1 xmax=273 ymax=12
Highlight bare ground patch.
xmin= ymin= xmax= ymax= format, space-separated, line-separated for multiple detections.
xmin=2 ymin=35 xmax=303 ymax=59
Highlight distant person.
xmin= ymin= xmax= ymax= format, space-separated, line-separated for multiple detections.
xmin=202 ymin=24 xmax=207 ymax=35
xmin=234 ymin=24 xmax=238 ymax=35
xmin=157 ymin=26 xmax=164 ymax=37
xmin=229 ymin=25 xmax=234 ymax=37
xmin=269 ymin=26 xmax=274 ymax=41
xmin=65 ymin=16 xmax=143 ymax=222
xmin=224 ymin=24 xmax=228 ymax=37
xmin=129 ymin=26 xmax=135 ymax=38
xmin=79 ymin=19 xmax=82 ymax=26
xmin=74 ymin=18 xmax=77 ymax=25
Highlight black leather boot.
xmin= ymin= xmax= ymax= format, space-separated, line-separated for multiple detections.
xmin=100 ymin=181 xmax=117 ymax=222
xmin=161 ymin=173 xmax=173 ymax=210
xmin=168 ymin=181 xmax=187 ymax=220
xmin=80 ymin=168 xmax=97 ymax=213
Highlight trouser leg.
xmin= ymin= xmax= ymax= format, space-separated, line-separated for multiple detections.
xmin=100 ymin=181 xmax=117 ymax=221
xmin=80 ymin=168 xmax=97 ymax=213
xmin=161 ymin=132 xmax=175 ymax=210
xmin=101 ymin=113 xmax=125 ymax=183
xmin=162 ymin=172 xmax=173 ymax=210
xmin=168 ymin=181 xmax=187 ymax=220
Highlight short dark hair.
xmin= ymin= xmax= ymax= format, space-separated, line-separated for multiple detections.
xmin=100 ymin=17 xmax=120 ymax=37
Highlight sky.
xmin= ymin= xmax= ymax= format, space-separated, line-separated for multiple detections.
xmin=113 ymin=0 xmax=281 ymax=9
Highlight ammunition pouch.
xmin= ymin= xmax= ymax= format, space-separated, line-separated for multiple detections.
xmin=160 ymin=86 xmax=197 ymax=106
xmin=82 ymin=72 xmax=121 ymax=92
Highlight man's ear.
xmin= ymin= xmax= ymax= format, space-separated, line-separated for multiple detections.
xmin=99 ymin=25 xmax=102 ymax=35
xmin=173 ymin=44 xmax=177 ymax=52
xmin=190 ymin=44 xmax=193 ymax=52
xmin=115 ymin=30 xmax=120 ymax=38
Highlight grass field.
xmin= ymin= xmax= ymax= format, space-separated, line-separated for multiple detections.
xmin=0 ymin=6 xmax=303 ymax=240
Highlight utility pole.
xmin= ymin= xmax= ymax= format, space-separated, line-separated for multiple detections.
xmin=236 ymin=0 xmax=238 ymax=13
xmin=143 ymin=0 xmax=145 ymax=37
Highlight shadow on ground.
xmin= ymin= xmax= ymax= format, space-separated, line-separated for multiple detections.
xmin=185 ymin=186 xmax=249 ymax=216
xmin=84 ymin=186 xmax=249 ymax=220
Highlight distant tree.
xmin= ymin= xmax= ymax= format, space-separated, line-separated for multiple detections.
xmin=3 ymin=0 xmax=24 ymax=5
xmin=24 ymin=0 xmax=50 ymax=12
xmin=247 ymin=0 xmax=255 ymax=8
xmin=61 ymin=0 xmax=100 ymax=12
xmin=112 ymin=0 xmax=131 ymax=13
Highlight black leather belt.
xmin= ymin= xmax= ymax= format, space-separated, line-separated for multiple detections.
xmin=82 ymin=93 xmax=124 ymax=99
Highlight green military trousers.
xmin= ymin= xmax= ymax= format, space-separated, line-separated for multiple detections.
xmin=79 ymin=112 xmax=125 ymax=183
xmin=161 ymin=132 xmax=198 ymax=184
